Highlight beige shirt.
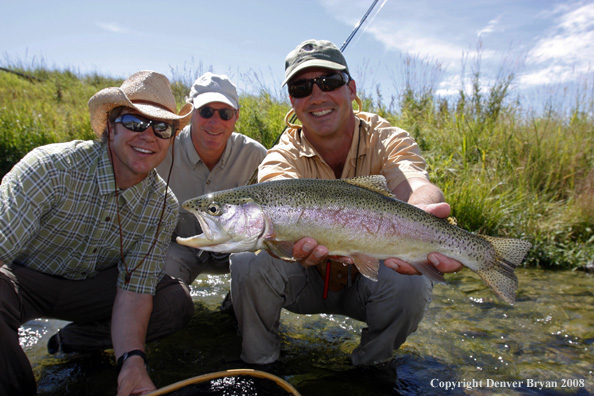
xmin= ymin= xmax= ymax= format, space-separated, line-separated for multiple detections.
xmin=258 ymin=112 xmax=428 ymax=189
xmin=257 ymin=111 xmax=429 ymax=291
xmin=157 ymin=126 xmax=267 ymax=239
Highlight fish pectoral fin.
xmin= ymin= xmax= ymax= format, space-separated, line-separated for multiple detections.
xmin=408 ymin=261 xmax=446 ymax=284
xmin=264 ymin=240 xmax=295 ymax=261
xmin=351 ymin=253 xmax=379 ymax=282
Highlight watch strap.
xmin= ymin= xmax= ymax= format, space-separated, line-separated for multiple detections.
xmin=116 ymin=349 xmax=147 ymax=372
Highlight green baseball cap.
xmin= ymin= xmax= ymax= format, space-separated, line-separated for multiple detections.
xmin=283 ymin=39 xmax=349 ymax=85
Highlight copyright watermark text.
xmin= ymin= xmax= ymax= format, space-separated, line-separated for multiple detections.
xmin=430 ymin=378 xmax=587 ymax=391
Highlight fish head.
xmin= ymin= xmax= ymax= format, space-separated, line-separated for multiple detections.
xmin=176 ymin=192 xmax=269 ymax=253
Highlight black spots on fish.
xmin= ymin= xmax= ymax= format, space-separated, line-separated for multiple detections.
xmin=476 ymin=257 xmax=519 ymax=304
xmin=480 ymin=235 xmax=532 ymax=267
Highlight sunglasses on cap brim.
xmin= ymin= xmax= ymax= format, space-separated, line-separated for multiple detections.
xmin=114 ymin=114 xmax=174 ymax=139
xmin=288 ymin=72 xmax=350 ymax=98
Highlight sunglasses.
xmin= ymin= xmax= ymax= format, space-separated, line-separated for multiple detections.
xmin=198 ymin=106 xmax=236 ymax=121
xmin=288 ymin=72 xmax=350 ymax=98
xmin=114 ymin=114 xmax=174 ymax=139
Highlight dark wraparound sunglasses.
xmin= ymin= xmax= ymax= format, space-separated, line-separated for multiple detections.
xmin=114 ymin=114 xmax=174 ymax=139
xmin=288 ymin=72 xmax=350 ymax=98
xmin=198 ymin=106 xmax=236 ymax=121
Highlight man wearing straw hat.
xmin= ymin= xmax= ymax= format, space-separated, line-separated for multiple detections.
xmin=230 ymin=40 xmax=462 ymax=374
xmin=0 ymin=70 xmax=194 ymax=395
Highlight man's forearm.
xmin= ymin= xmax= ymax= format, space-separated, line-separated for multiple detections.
xmin=111 ymin=288 xmax=153 ymax=359
xmin=394 ymin=177 xmax=445 ymax=206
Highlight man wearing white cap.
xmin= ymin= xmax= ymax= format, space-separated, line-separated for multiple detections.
xmin=157 ymin=72 xmax=266 ymax=286
xmin=0 ymin=70 xmax=194 ymax=395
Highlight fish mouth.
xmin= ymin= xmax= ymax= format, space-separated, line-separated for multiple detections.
xmin=194 ymin=213 xmax=232 ymax=244
xmin=195 ymin=213 xmax=215 ymax=240
xmin=180 ymin=199 xmax=225 ymax=242
xmin=176 ymin=212 xmax=233 ymax=249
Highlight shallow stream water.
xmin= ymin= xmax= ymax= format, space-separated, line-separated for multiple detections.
xmin=24 ymin=268 xmax=594 ymax=395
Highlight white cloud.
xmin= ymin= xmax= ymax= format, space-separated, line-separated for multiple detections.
xmin=367 ymin=23 xmax=466 ymax=66
xmin=521 ymin=2 xmax=594 ymax=87
xmin=322 ymin=0 xmax=592 ymax=96
xmin=96 ymin=22 xmax=128 ymax=33
xmin=527 ymin=2 xmax=594 ymax=68
xmin=436 ymin=74 xmax=463 ymax=96
xmin=558 ymin=1 xmax=594 ymax=32
xmin=520 ymin=65 xmax=572 ymax=86
xmin=477 ymin=15 xmax=503 ymax=37
xmin=520 ymin=62 xmax=592 ymax=87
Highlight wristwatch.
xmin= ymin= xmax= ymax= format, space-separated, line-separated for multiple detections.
xmin=116 ymin=349 xmax=148 ymax=373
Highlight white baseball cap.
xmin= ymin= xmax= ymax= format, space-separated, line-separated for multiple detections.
xmin=187 ymin=72 xmax=239 ymax=110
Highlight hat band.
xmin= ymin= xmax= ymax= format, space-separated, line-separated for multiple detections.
xmin=131 ymin=99 xmax=176 ymax=114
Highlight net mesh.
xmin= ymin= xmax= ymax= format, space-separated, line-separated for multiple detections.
xmin=165 ymin=374 xmax=293 ymax=396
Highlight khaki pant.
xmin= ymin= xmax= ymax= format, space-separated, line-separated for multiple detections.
xmin=0 ymin=263 xmax=193 ymax=396
xmin=230 ymin=250 xmax=433 ymax=366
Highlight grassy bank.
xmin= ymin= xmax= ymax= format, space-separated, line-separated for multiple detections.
xmin=1 ymin=64 xmax=592 ymax=270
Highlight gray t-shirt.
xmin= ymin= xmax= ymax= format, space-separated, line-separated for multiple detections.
xmin=157 ymin=125 xmax=267 ymax=239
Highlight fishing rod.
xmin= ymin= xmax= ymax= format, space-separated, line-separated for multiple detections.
xmin=341 ymin=0 xmax=381 ymax=52
xmin=246 ymin=0 xmax=386 ymax=185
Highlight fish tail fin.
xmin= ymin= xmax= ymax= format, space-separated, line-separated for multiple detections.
xmin=481 ymin=235 xmax=533 ymax=267
xmin=477 ymin=236 xmax=532 ymax=305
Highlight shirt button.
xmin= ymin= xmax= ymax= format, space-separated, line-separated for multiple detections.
xmin=105 ymin=216 xmax=111 ymax=222
xmin=206 ymin=180 xmax=211 ymax=185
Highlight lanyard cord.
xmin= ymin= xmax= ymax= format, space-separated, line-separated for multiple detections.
xmin=322 ymin=121 xmax=361 ymax=298
xmin=106 ymin=119 xmax=175 ymax=284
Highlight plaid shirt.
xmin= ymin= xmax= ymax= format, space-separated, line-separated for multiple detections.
xmin=0 ymin=140 xmax=178 ymax=294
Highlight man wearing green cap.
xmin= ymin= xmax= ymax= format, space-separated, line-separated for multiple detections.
xmin=230 ymin=40 xmax=462 ymax=370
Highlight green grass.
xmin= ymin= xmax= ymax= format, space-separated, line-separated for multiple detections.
xmin=1 ymin=59 xmax=592 ymax=270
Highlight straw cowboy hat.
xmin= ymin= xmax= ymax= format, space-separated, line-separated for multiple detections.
xmin=88 ymin=70 xmax=193 ymax=137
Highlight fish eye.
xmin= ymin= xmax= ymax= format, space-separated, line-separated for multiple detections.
xmin=207 ymin=202 xmax=222 ymax=216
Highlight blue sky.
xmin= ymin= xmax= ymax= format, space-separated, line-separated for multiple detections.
xmin=2 ymin=0 xmax=593 ymax=110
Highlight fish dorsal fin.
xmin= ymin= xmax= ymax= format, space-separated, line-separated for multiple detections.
xmin=343 ymin=175 xmax=396 ymax=198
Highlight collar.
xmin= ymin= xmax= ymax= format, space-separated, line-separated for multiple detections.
xmin=96 ymin=144 xmax=155 ymax=205
xmin=293 ymin=116 xmax=368 ymax=163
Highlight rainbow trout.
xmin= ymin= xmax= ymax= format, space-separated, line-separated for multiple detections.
xmin=177 ymin=176 xmax=532 ymax=304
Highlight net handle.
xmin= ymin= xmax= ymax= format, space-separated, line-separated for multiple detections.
xmin=145 ymin=368 xmax=302 ymax=396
